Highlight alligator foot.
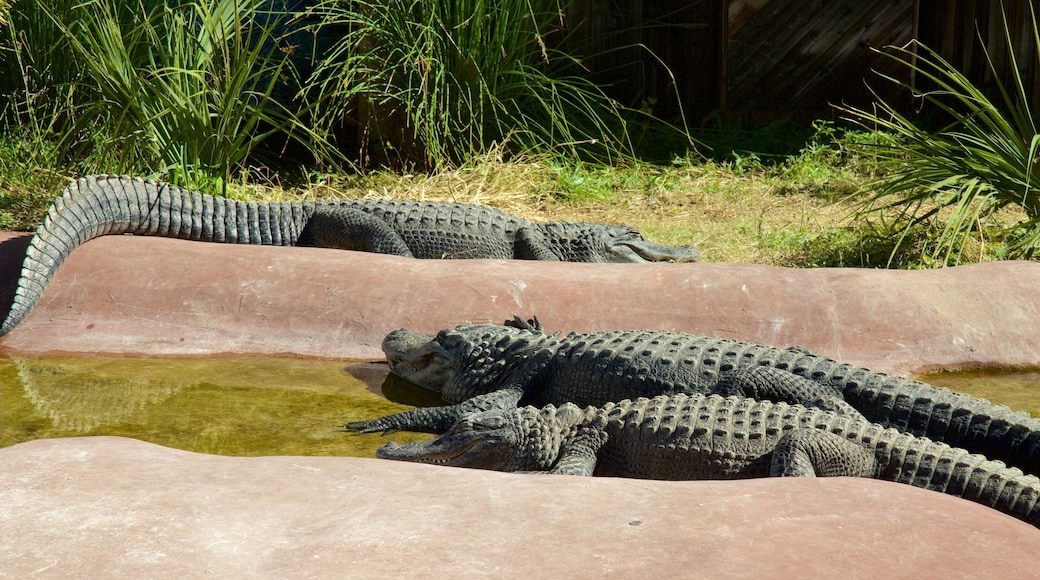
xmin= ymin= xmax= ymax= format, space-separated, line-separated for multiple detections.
xmin=771 ymin=428 xmax=879 ymax=477
xmin=345 ymin=389 xmax=524 ymax=435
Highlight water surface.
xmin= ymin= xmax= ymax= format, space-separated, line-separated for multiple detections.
xmin=916 ymin=368 xmax=1040 ymax=416
xmin=3 ymin=355 xmax=1038 ymax=459
xmin=0 ymin=355 xmax=439 ymax=457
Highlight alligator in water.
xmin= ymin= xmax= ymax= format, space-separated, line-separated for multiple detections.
xmin=347 ymin=318 xmax=1040 ymax=476
xmin=378 ymin=393 xmax=1040 ymax=528
xmin=0 ymin=175 xmax=698 ymax=335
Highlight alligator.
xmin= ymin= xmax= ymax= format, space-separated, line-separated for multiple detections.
xmin=377 ymin=393 xmax=1040 ymax=528
xmin=347 ymin=319 xmax=1040 ymax=476
xmin=0 ymin=175 xmax=698 ymax=335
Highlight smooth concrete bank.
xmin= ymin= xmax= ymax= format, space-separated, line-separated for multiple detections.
xmin=1 ymin=232 xmax=1039 ymax=375
xmin=1 ymin=232 xmax=1039 ymax=577
xmin=2 ymin=437 xmax=1040 ymax=578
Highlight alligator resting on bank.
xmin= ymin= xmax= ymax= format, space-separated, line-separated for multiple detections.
xmin=378 ymin=393 xmax=1040 ymax=528
xmin=347 ymin=318 xmax=1040 ymax=477
xmin=0 ymin=175 xmax=698 ymax=335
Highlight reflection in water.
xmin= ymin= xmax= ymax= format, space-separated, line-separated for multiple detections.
xmin=15 ymin=357 xmax=187 ymax=432
xmin=0 ymin=355 xmax=431 ymax=457
xmin=346 ymin=362 xmax=446 ymax=407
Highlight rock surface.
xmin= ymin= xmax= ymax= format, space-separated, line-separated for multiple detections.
xmin=1 ymin=232 xmax=1039 ymax=375
xmin=2 ymin=436 xmax=1039 ymax=578
xmin=1 ymin=232 xmax=1039 ymax=577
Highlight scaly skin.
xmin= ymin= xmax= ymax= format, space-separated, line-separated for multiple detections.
xmin=349 ymin=319 xmax=1040 ymax=476
xmin=1 ymin=176 xmax=698 ymax=335
xmin=378 ymin=394 xmax=1040 ymax=528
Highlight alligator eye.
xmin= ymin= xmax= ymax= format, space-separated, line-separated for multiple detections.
xmin=440 ymin=334 xmax=465 ymax=349
xmin=472 ymin=415 xmax=510 ymax=430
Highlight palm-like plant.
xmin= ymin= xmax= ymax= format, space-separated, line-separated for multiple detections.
xmin=840 ymin=4 xmax=1040 ymax=264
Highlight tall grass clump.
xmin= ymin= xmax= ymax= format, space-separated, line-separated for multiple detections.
xmin=305 ymin=0 xmax=640 ymax=169
xmin=840 ymin=4 xmax=1040 ymax=265
xmin=1 ymin=0 xmax=87 ymax=130
xmin=2 ymin=0 xmax=334 ymax=192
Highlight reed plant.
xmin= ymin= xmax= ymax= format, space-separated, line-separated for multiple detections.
xmin=840 ymin=4 xmax=1040 ymax=264
xmin=305 ymin=0 xmax=638 ymax=169
xmin=1 ymin=0 xmax=334 ymax=192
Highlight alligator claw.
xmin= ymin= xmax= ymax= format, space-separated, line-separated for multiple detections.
xmin=505 ymin=315 xmax=543 ymax=332
xmin=343 ymin=419 xmax=398 ymax=435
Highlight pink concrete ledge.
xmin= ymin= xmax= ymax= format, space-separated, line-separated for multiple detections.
xmin=2 ymin=436 xmax=1038 ymax=578
xmin=1 ymin=232 xmax=1038 ymax=375
xmin=2 ymin=234 xmax=1039 ymax=576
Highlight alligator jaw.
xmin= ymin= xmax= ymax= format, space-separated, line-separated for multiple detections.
xmin=377 ymin=434 xmax=513 ymax=470
xmin=376 ymin=409 xmax=525 ymax=470
xmin=622 ymin=239 xmax=700 ymax=263
xmin=381 ymin=328 xmax=456 ymax=391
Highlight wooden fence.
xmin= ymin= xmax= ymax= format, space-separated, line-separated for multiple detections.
xmin=567 ymin=0 xmax=1039 ymax=123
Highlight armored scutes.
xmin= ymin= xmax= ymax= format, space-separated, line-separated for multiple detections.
xmin=348 ymin=319 xmax=1040 ymax=476
xmin=378 ymin=394 xmax=1040 ymax=528
xmin=1 ymin=176 xmax=698 ymax=335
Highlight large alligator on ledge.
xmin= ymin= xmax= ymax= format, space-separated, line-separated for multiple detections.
xmin=347 ymin=319 xmax=1040 ymax=476
xmin=0 ymin=175 xmax=697 ymax=335
xmin=377 ymin=394 xmax=1040 ymax=528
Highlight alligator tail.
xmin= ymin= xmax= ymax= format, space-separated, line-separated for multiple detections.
xmin=881 ymin=432 xmax=1040 ymax=527
xmin=1 ymin=175 xmax=314 ymax=335
xmin=786 ymin=404 xmax=1040 ymax=527
xmin=844 ymin=369 xmax=1040 ymax=478
xmin=773 ymin=352 xmax=1040 ymax=478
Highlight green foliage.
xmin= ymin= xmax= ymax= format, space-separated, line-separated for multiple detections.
xmin=692 ymin=112 xmax=822 ymax=164
xmin=305 ymin=0 xmax=639 ymax=169
xmin=770 ymin=220 xmax=957 ymax=269
xmin=839 ymin=4 xmax=1040 ymax=265
xmin=550 ymin=159 xmax=682 ymax=203
xmin=1 ymin=0 xmax=336 ymax=192
xmin=1 ymin=0 xmax=83 ymax=131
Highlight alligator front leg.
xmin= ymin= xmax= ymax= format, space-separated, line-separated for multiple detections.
xmin=345 ymin=389 xmax=524 ymax=434
xmin=548 ymin=427 xmax=609 ymax=476
xmin=770 ymin=428 xmax=879 ymax=477
xmin=513 ymin=226 xmax=560 ymax=260
xmin=306 ymin=207 xmax=414 ymax=256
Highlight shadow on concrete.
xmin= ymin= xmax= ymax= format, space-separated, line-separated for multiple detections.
xmin=0 ymin=233 xmax=31 ymax=325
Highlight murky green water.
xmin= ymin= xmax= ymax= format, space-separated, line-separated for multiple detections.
xmin=916 ymin=368 xmax=1040 ymax=417
xmin=0 ymin=355 xmax=442 ymax=457
xmin=2 ymin=355 xmax=1038 ymax=458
